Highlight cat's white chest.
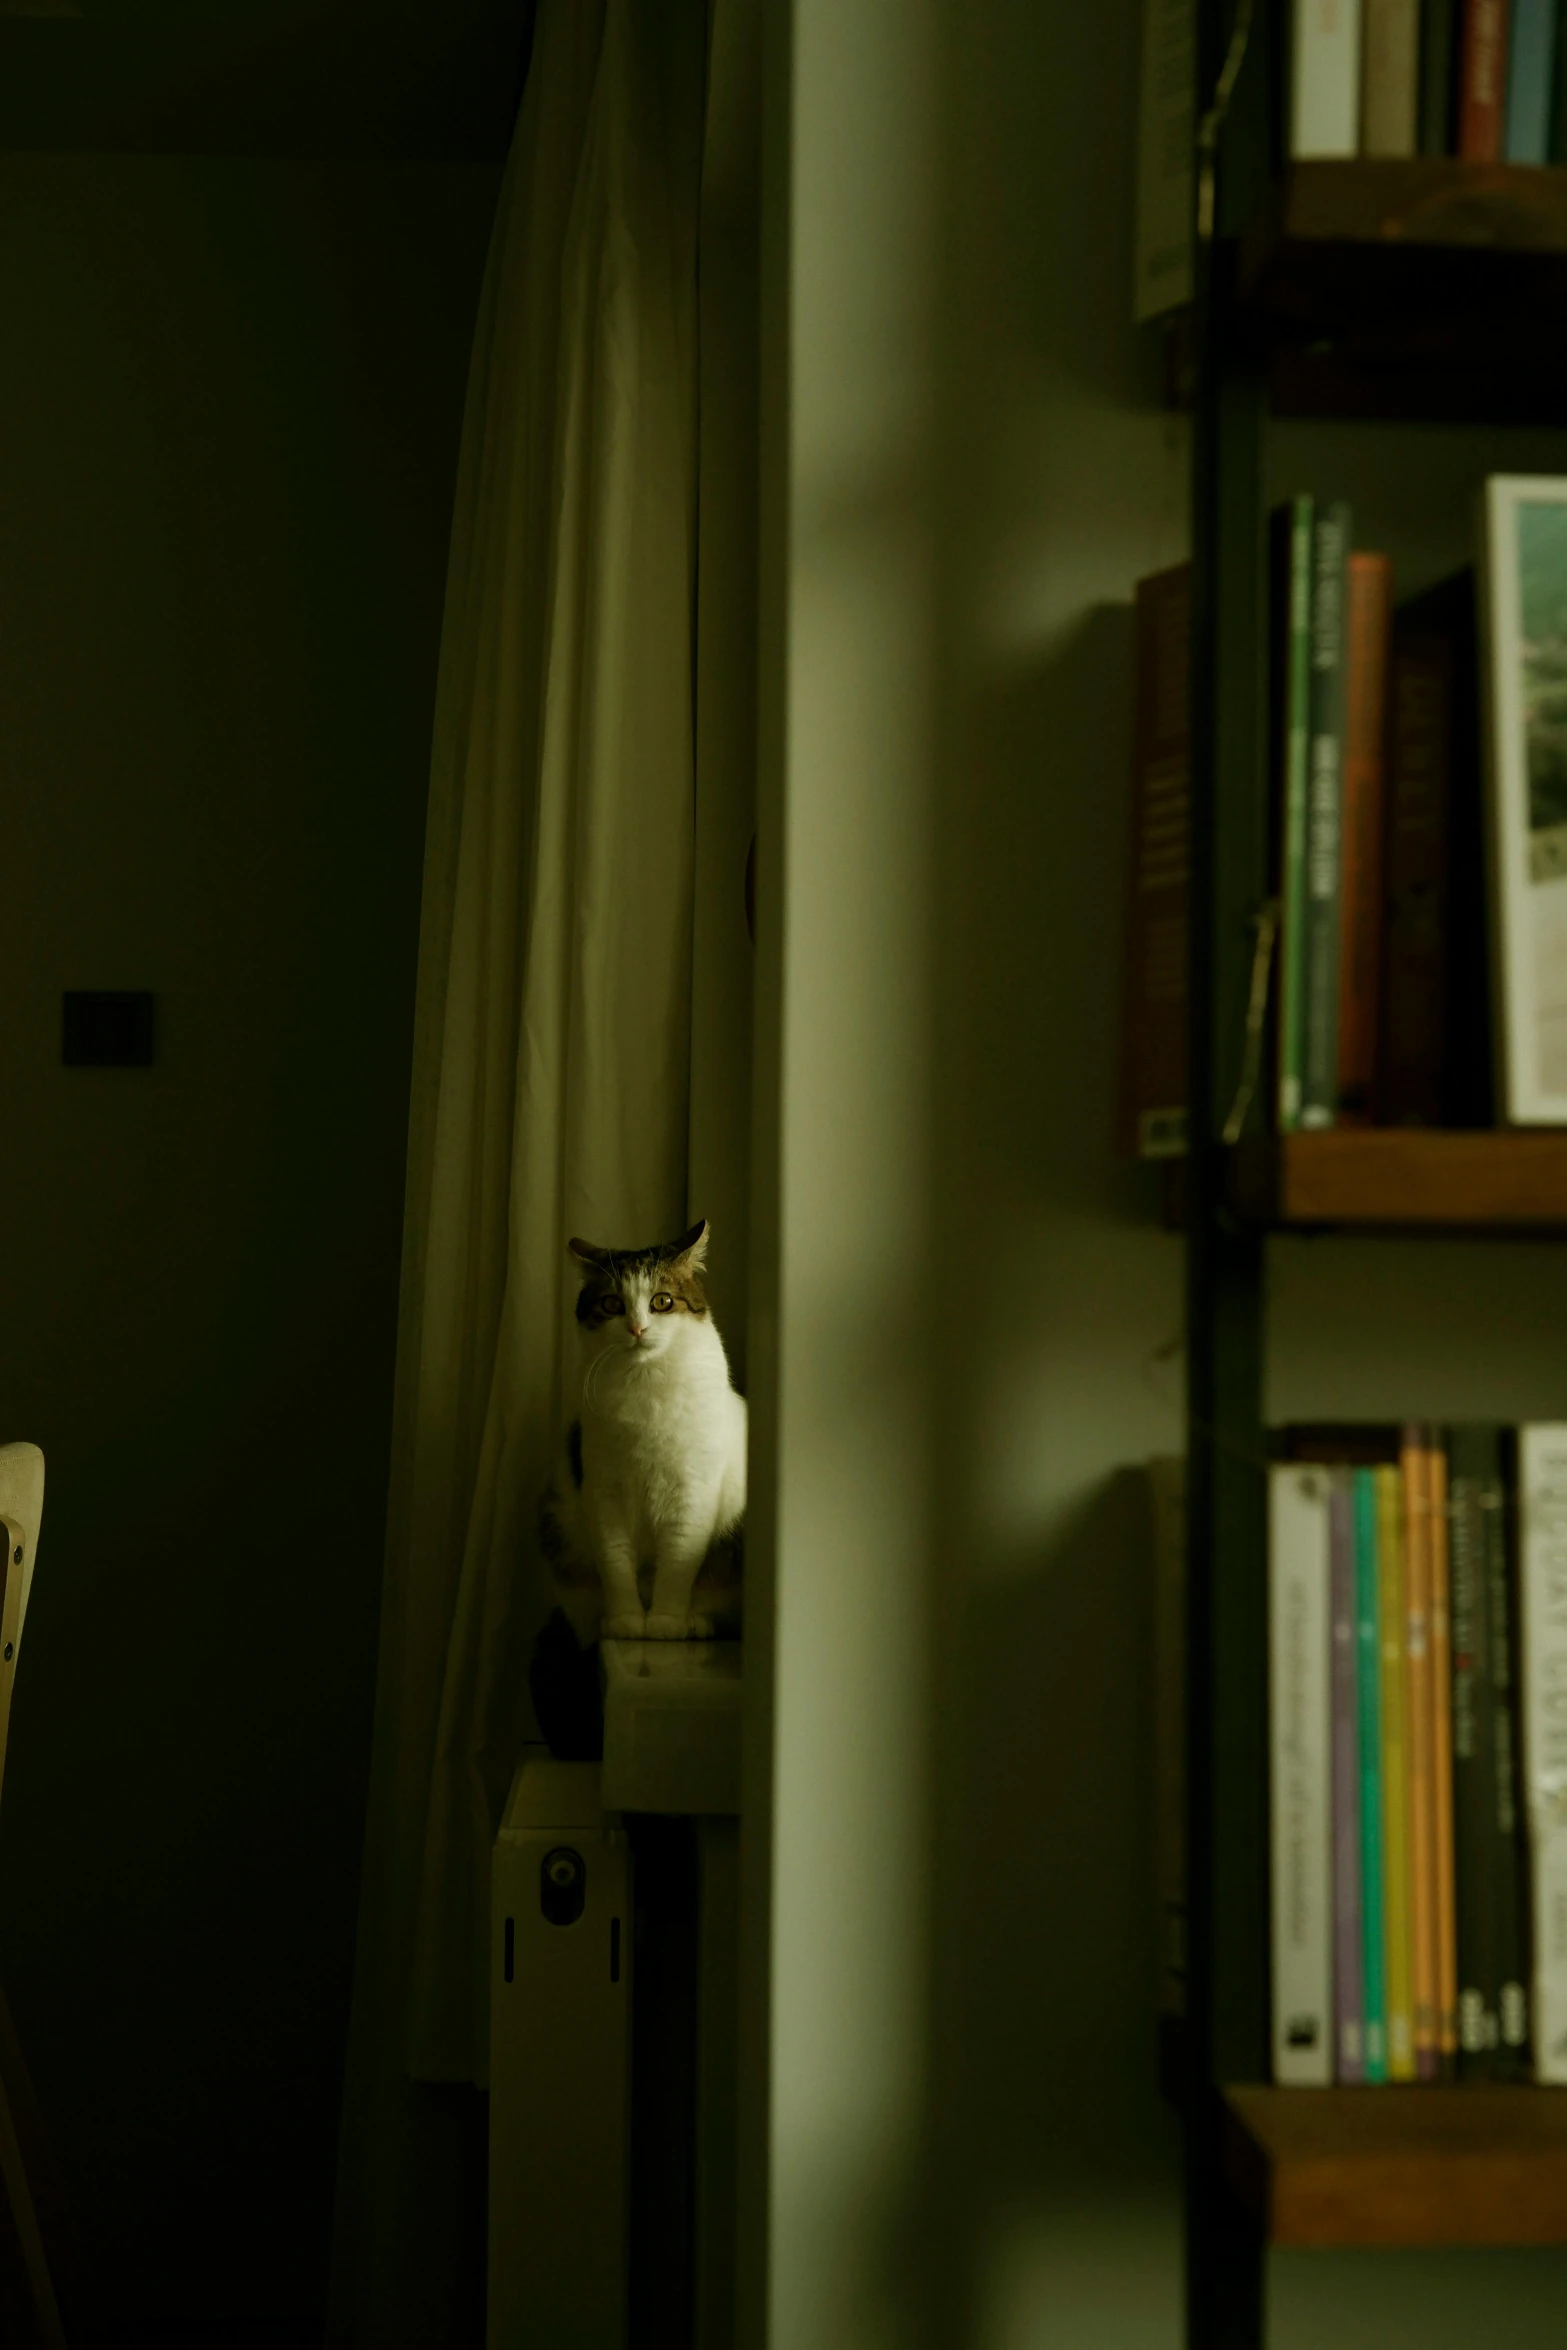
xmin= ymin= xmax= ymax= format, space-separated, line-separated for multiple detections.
xmin=583 ymin=1342 xmax=738 ymax=1555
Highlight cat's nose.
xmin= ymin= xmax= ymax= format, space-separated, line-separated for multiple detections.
xmin=628 ymin=1321 xmax=647 ymax=1341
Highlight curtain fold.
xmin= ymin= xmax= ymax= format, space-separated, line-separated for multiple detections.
xmin=329 ymin=1 xmax=705 ymax=2331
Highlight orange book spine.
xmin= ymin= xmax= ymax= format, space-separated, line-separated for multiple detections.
xmin=1458 ymin=0 xmax=1511 ymax=159
xmin=1402 ymin=1424 xmax=1439 ymax=2079
xmin=1428 ymin=1433 xmax=1458 ymax=2068
xmin=1337 ymin=553 xmax=1392 ymax=1123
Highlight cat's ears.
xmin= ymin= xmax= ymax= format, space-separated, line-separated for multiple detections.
xmin=670 ymin=1218 xmax=709 ymax=1267
xmin=566 ymin=1220 xmax=709 ymax=1268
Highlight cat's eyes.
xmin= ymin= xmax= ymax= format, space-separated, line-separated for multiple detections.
xmin=650 ymin=1293 xmax=674 ymax=1313
xmin=600 ymin=1295 xmax=625 ymax=1316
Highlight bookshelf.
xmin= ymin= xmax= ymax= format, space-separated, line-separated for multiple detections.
xmin=1227 ymin=1129 xmax=1567 ymax=1228
xmin=1223 ymin=2085 xmax=1567 ymax=2247
xmin=1182 ymin=18 xmax=1567 ymax=2350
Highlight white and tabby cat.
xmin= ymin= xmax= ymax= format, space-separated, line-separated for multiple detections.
xmin=541 ymin=1219 xmax=745 ymax=1643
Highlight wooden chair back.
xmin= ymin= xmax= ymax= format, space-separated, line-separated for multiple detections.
xmin=0 ymin=1442 xmax=79 ymax=2347
xmin=0 ymin=1446 xmax=44 ymax=1817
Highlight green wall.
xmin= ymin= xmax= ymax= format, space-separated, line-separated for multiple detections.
xmin=0 ymin=154 xmax=497 ymax=2329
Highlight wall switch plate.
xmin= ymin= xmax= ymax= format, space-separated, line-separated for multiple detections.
xmin=62 ymin=992 xmax=155 ymax=1067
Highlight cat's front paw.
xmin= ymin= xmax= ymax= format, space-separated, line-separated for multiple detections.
xmin=643 ymin=1611 xmax=689 ymax=1641
xmin=686 ymin=1614 xmax=716 ymax=1640
xmin=601 ymin=1610 xmax=647 ymax=1640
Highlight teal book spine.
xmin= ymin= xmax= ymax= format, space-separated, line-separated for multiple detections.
xmin=1507 ymin=0 xmax=1557 ymax=159
xmin=1277 ymin=496 xmax=1315 ymax=1132
xmin=1356 ymin=1466 xmax=1389 ymax=2082
xmin=1302 ymin=502 xmax=1351 ymax=1129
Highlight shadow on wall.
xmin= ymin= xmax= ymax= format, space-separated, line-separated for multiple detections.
xmin=915 ymin=597 xmax=1192 ymax=2344
xmin=948 ymin=602 xmax=1168 ymax=1226
xmin=952 ymin=1467 xmax=1176 ymax=2190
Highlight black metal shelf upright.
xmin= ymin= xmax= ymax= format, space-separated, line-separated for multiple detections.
xmin=1184 ymin=3 xmax=1281 ymax=2344
xmin=1180 ymin=0 xmax=1567 ymax=2333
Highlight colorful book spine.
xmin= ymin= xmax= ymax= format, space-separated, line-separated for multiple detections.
xmin=1448 ymin=1426 xmax=1498 ymax=2075
xmin=1421 ymin=0 xmax=1462 ymax=147
xmin=1292 ymin=0 xmax=1367 ymax=153
xmin=1430 ymin=1436 xmax=1458 ymax=2070
xmin=1403 ymin=1424 xmax=1440 ymax=2078
xmin=1459 ymin=0 xmax=1513 ymax=155
xmin=1488 ymin=1433 xmax=1530 ymax=2077
xmin=1302 ymin=503 xmax=1351 ymax=1131
xmin=1505 ymin=0 xmax=1557 ymax=156
xmin=1337 ymin=553 xmax=1392 ymax=1123
xmin=1277 ymin=497 xmax=1315 ymax=1134
xmin=1518 ymin=1426 xmax=1567 ymax=2082
xmin=1356 ymin=1466 xmax=1389 ymax=2081
xmin=1376 ymin=1464 xmax=1415 ymax=2077
xmin=1364 ymin=0 xmax=1421 ymax=149
xmin=1270 ymin=1466 xmax=1336 ymax=2084
xmin=1330 ymin=1469 xmax=1366 ymax=2080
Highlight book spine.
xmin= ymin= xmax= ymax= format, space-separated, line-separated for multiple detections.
xmin=1115 ymin=567 xmax=1191 ymax=1160
xmin=1330 ymin=1471 xmax=1366 ymax=2079
xmin=1449 ymin=1426 xmax=1499 ymax=2076
xmin=1376 ymin=1463 xmax=1416 ymax=2076
xmin=1337 ymin=553 xmax=1392 ymax=1123
xmin=1404 ymin=1423 xmax=1440 ymax=2077
xmin=1302 ymin=503 xmax=1351 ymax=1130
xmin=1356 ymin=1466 xmax=1389 ymax=2080
xmin=1430 ymin=1434 xmax=1459 ymax=2069
xmin=1270 ymin=1466 xmax=1336 ymax=2084
xmin=1133 ymin=0 xmax=1196 ymax=323
xmin=1364 ymin=0 xmax=1421 ymax=148
xmin=1488 ymin=1430 xmax=1531 ymax=2078
xmin=1551 ymin=0 xmax=1567 ymax=155
xmin=1459 ymin=0 xmax=1513 ymax=155
xmin=1519 ymin=1426 xmax=1567 ymax=2082
xmin=1379 ymin=621 xmax=1454 ymax=1126
xmin=1421 ymin=0 xmax=1462 ymax=147
xmin=1277 ymin=497 xmax=1316 ymax=1133
xmin=1293 ymin=0 xmax=1367 ymax=153
xmin=1505 ymin=0 xmax=1557 ymax=156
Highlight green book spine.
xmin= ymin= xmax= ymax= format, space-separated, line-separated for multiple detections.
xmin=1449 ymin=1425 xmax=1498 ymax=2077
xmin=1551 ymin=0 xmax=1567 ymax=158
xmin=1301 ymin=502 xmax=1351 ymax=1130
xmin=1276 ymin=496 xmax=1315 ymax=1132
xmin=1357 ymin=1466 xmax=1389 ymax=2081
xmin=1420 ymin=0 xmax=1461 ymax=152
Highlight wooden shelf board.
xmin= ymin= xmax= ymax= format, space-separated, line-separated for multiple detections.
xmin=1227 ymin=1129 xmax=1567 ymax=1231
xmin=1224 ymin=2085 xmax=1567 ymax=2248
xmin=1236 ymin=160 xmax=1567 ymax=422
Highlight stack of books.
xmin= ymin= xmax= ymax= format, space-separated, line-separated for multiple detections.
xmin=1291 ymin=1 xmax=1564 ymax=167
xmin=1269 ymin=497 xmax=1491 ymax=1137
xmin=1115 ymin=475 xmax=1567 ymax=1156
xmin=1268 ymin=1423 xmax=1567 ymax=2087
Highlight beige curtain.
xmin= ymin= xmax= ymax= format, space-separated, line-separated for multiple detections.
xmin=330 ymin=0 xmax=705 ymax=2331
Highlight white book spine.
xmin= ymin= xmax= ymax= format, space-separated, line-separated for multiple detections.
xmin=1133 ymin=0 xmax=1194 ymax=323
xmin=1291 ymin=0 xmax=1364 ymax=157
xmin=1270 ymin=1464 xmax=1335 ymax=2085
xmin=1519 ymin=1426 xmax=1567 ymax=2083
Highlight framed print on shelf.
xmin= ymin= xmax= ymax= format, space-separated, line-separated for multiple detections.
xmin=1480 ymin=476 xmax=1567 ymax=1126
